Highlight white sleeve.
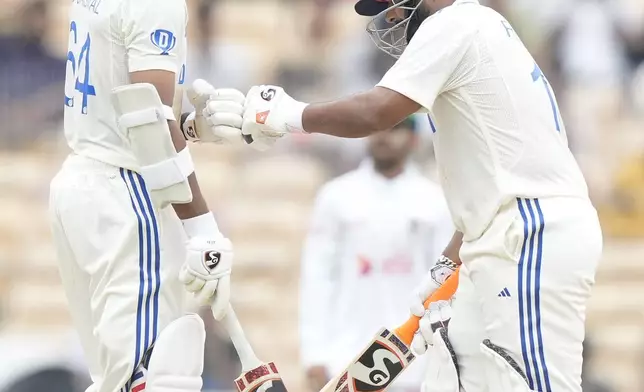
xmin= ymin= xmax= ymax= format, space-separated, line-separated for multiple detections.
xmin=299 ymin=185 xmax=341 ymax=367
xmin=123 ymin=0 xmax=187 ymax=73
xmin=377 ymin=13 xmax=476 ymax=110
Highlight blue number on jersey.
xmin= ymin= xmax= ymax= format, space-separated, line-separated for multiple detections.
xmin=75 ymin=34 xmax=96 ymax=114
xmin=65 ymin=21 xmax=96 ymax=114
xmin=64 ymin=22 xmax=78 ymax=108
xmin=531 ymin=63 xmax=561 ymax=132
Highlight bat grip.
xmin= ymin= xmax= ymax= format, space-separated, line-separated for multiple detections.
xmin=394 ymin=267 xmax=460 ymax=346
xmin=217 ymin=304 xmax=263 ymax=371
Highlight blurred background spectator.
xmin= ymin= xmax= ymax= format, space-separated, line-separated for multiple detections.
xmin=299 ymin=118 xmax=452 ymax=392
xmin=0 ymin=0 xmax=642 ymax=391
xmin=0 ymin=0 xmax=65 ymax=148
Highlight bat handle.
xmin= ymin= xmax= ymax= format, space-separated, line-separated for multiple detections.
xmin=394 ymin=267 xmax=460 ymax=345
xmin=217 ymin=304 xmax=264 ymax=371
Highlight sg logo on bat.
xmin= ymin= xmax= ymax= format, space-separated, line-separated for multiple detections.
xmin=342 ymin=328 xmax=414 ymax=392
xmin=349 ymin=343 xmax=402 ymax=392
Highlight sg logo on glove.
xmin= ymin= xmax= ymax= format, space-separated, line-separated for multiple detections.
xmin=203 ymin=251 xmax=221 ymax=271
xmin=261 ymin=88 xmax=277 ymax=102
xmin=184 ymin=123 xmax=197 ymax=140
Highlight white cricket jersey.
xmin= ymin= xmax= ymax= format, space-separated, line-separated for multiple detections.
xmin=378 ymin=0 xmax=589 ymax=241
xmin=64 ymin=0 xmax=188 ymax=170
xmin=299 ymin=161 xmax=453 ymax=387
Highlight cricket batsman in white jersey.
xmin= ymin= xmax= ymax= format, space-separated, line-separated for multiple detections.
xmin=208 ymin=0 xmax=604 ymax=391
xmin=49 ymin=0 xmax=248 ymax=391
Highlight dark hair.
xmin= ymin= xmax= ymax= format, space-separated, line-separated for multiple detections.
xmin=394 ymin=116 xmax=418 ymax=132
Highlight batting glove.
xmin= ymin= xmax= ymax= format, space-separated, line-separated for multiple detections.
xmin=179 ymin=236 xmax=233 ymax=320
xmin=409 ymin=256 xmax=458 ymax=317
xmin=411 ymin=300 xmax=453 ymax=355
xmin=240 ymin=85 xmax=309 ymax=151
xmin=181 ymin=79 xmax=245 ymax=145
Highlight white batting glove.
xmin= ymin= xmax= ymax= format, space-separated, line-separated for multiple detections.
xmin=409 ymin=256 xmax=458 ymax=317
xmin=181 ymin=79 xmax=245 ymax=145
xmin=411 ymin=300 xmax=453 ymax=355
xmin=179 ymin=236 xmax=233 ymax=320
xmin=241 ymin=85 xmax=309 ymax=150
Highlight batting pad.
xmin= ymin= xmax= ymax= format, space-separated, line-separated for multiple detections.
xmin=112 ymin=83 xmax=193 ymax=207
xmin=422 ymin=328 xmax=459 ymax=392
xmin=480 ymin=340 xmax=532 ymax=392
xmin=145 ymin=314 xmax=206 ymax=392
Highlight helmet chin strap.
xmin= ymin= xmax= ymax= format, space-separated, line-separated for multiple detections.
xmin=406 ymin=2 xmax=432 ymax=43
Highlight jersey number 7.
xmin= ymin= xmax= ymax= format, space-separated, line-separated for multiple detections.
xmin=65 ymin=21 xmax=96 ymax=115
xmin=531 ymin=63 xmax=561 ymax=133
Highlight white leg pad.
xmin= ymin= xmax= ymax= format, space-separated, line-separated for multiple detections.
xmin=480 ymin=340 xmax=532 ymax=392
xmin=112 ymin=83 xmax=193 ymax=208
xmin=145 ymin=314 xmax=206 ymax=392
xmin=422 ymin=328 xmax=460 ymax=392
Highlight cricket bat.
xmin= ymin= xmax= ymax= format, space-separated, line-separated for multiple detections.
xmin=217 ymin=304 xmax=289 ymax=392
xmin=321 ymin=268 xmax=461 ymax=392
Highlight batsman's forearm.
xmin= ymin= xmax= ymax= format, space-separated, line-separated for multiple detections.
xmin=443 ymin=231 xmax=464 ymax=265
xmin=173 ymin=173 xmax=209 ymax=219
xmin=168 ymin=120 xmax=210 ymax=219
xmin=302 ymin=92 xmax=393 ymax=138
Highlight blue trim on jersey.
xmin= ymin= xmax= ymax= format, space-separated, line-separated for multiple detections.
xmin=517 ymin=198 xmax=550 ymax=392
xmin=427 ymin=114 xmax=437 ymax=133
xmin=120 ymin=168 xmax=160 ymax=392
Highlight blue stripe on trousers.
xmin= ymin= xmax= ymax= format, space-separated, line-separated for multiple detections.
xmin=120 ymin=168 xmax=145 ymax=391
xmin=120 ymin=169 xmax=160 ymax=392
xmin=516 ymin=199 xmax=534 ymax=389
xmin=517 ymin=198 xmax=551 ymax=392
xmin=534 ymin=199 xmax=552 ymax=391
xmin=135 ymin=172 xmax=161 ymax=341
xmin=127 ymin=170 xmax=153 ymax=356
xmin=525 ymin=200 xmax=542 ymax=392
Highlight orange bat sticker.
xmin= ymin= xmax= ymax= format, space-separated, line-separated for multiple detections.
xmin=256 ymin=111 xmax=270 ymax=124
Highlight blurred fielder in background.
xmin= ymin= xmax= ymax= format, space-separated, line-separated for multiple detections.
xmin=208 ymin=0 xmax=604 ymax=391
xmin=299 ymin=117 xmax=452 ymax=392
xmin=48 ymin=0 xmax=245 ymax=391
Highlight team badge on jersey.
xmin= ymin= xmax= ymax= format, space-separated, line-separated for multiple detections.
xmin=150 ymin=29 xmax=176 ymax=55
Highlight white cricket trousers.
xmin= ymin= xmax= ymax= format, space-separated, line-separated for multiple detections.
xmin=49 ymin=154 xmax=189 ymax=392
xmin=445 ymin=197 xmax=602 ymax=392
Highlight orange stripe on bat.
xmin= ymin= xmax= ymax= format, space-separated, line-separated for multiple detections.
xmin=394 ymin=267 xmax=460 ymax=345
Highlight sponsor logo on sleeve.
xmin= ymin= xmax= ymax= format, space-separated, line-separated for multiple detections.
xmin=150 ymin=29 xmax=177 ymax=55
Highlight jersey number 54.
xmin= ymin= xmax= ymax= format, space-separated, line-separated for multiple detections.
xmin=65 ymin=21 xmax=96 ymax=115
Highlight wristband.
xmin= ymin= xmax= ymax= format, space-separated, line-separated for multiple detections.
xmin=182 ymin=212 xmax=220 ymax=238
xmin=282 ymin=94 xmax=309 ymax=134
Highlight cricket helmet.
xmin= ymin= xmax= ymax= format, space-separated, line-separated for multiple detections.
xmin=354 ymin=0 xmax=429 ymax=59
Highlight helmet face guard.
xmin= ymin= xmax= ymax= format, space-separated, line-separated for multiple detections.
xmin=361 ymin=0 xmax=427 ymax=59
